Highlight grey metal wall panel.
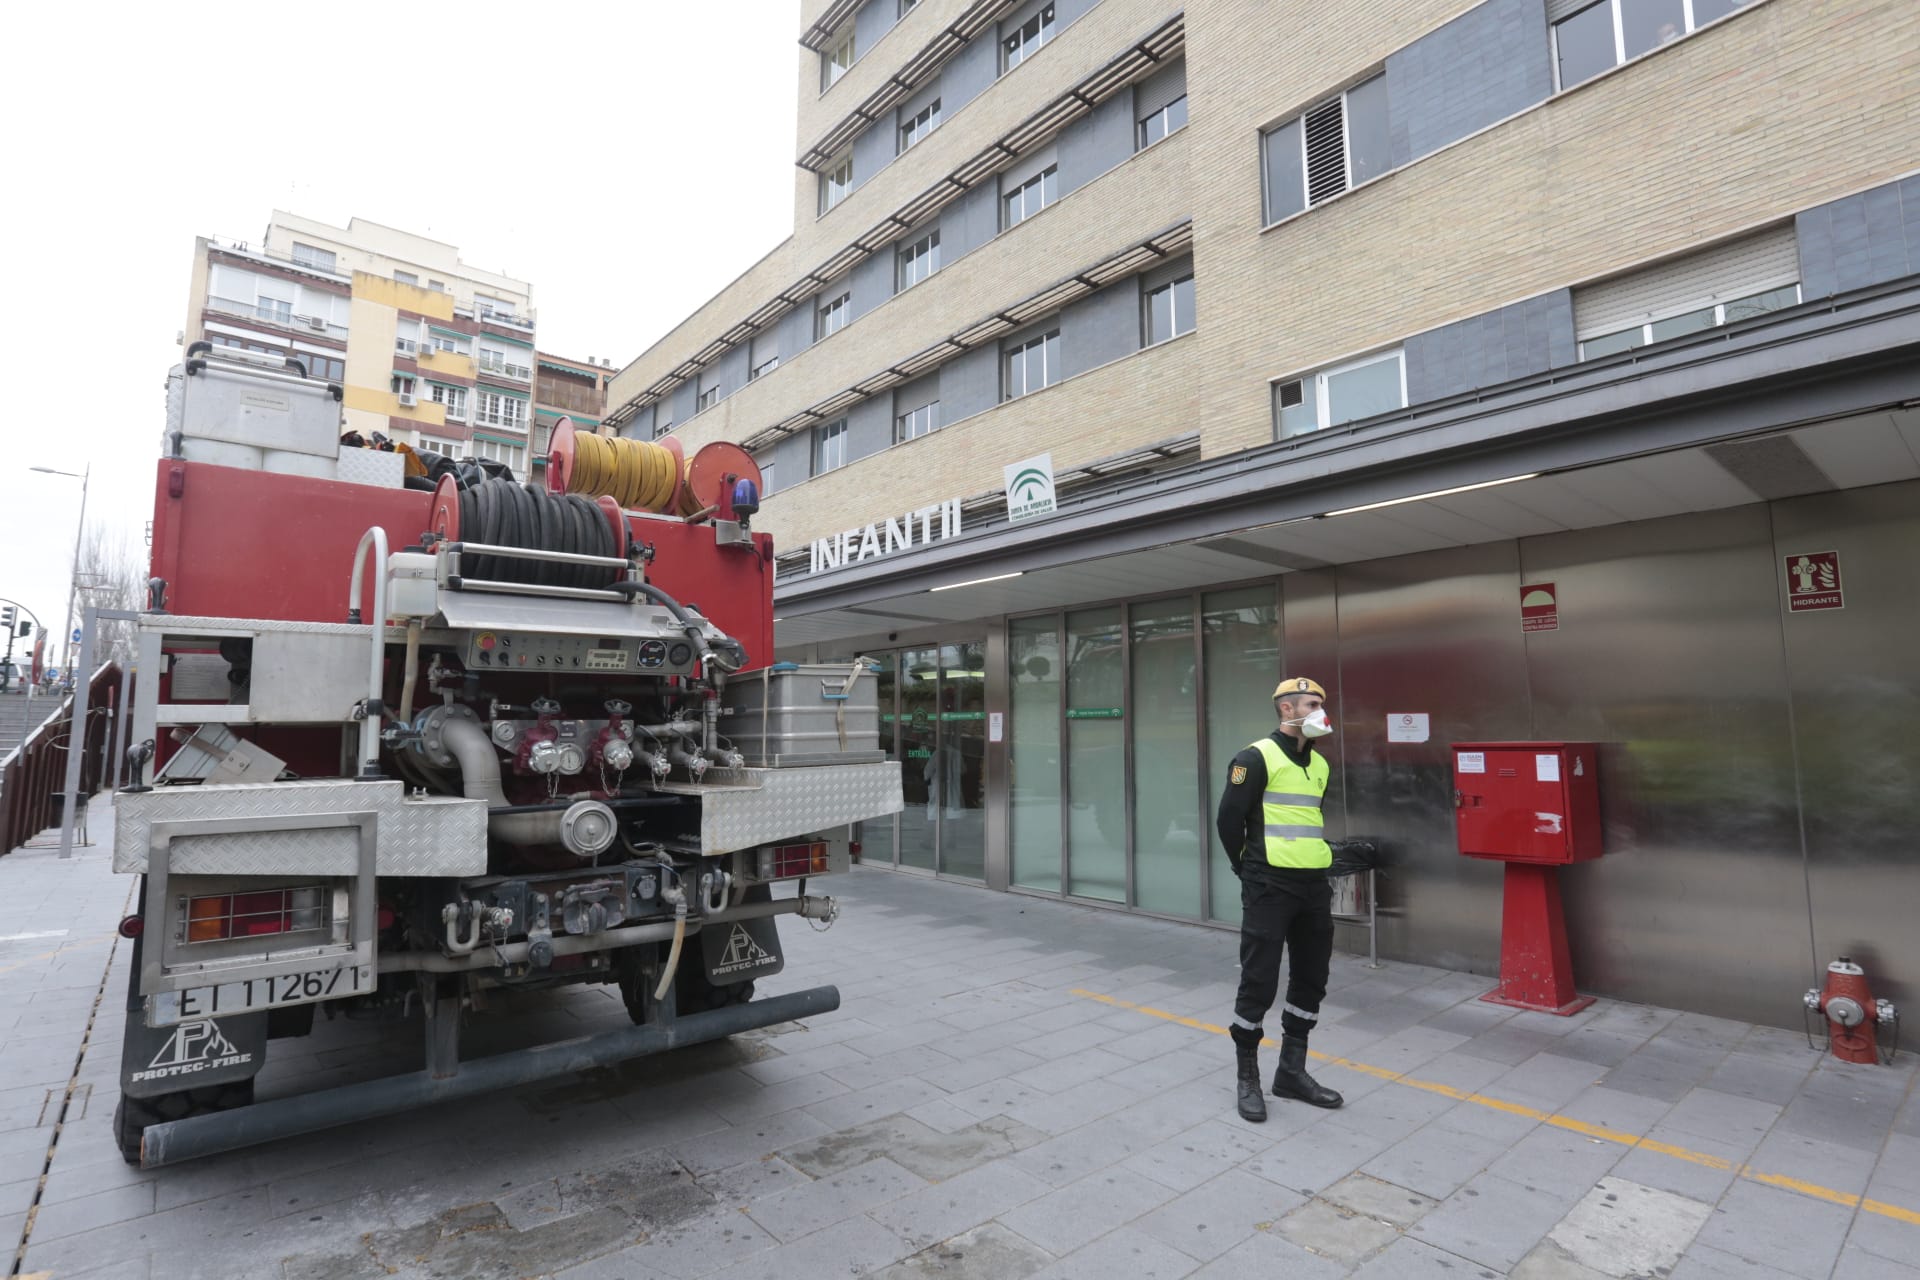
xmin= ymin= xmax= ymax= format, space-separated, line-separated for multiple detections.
xmin=941 ymin=181 xmax=1002 ymax=261
xmin=780 ymin=301 xmax=816 ymax=360
xmin=852 ymin=246 xmax=896 ymax=321
xmin=1798 ymin=178 xmax=1917 ymax=299
xmin=621 ymin=404 xmax=654 ymax=440
xmin=852 ymin=117 xmax=894 ymax=193
xmin=940 ymin=343 xmax=1003 ymax=424
xmin=765 ymin=431 xmax=813 ymax=493
xmin=671 ymin=380 xmax=698 ymax=426
xmin=1061 ymin=276 xmax=1139 ymax=379
xmin=1278 ymin=568 xmax=1335 ymax=801
xmin=1058 ymin=93 xmax=1131 ymax=196
xmin=1386 ymin=0 xmax=1552 ymax=168
xmin=844 ymin=394 xmax=895 ymax=464
xmin=1330 ymin=543 xmax=1527 ymax=976
xmin=941 ymin=28 xmax=999 ymax=115
xmin=1404 ymin=290 xmax=1575 ymax=403
xmin=899 ymin=76 xmax=942 ymax=131
xmin=1772 ymin=479 xmax=1920 ymax=1012
xmin=854 ymin=0 xmax=895 ymax=60
xmin=1519 ymin=505 xmax=1810 ymax=1027
xmin=715 ymin=344 xmax=749 ymax=401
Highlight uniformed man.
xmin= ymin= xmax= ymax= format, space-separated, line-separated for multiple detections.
xmin=1216 ymin=676 xmax=1343 ymax=1122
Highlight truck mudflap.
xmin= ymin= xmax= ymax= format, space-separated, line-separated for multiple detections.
xmin=700 ymin=913 xmax=784 ymax=986
xmin=120 ymin=1012 xmax=268 ymax=1098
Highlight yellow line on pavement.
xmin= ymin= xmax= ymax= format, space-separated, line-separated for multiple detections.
xmin=1069 ymin=987 xmax=1920 ymax=1227
xmin=0 ymin=933 xmax=113 ymax=977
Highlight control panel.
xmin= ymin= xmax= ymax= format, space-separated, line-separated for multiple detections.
xmin=466 ymin=631 xmax=697 ymax=674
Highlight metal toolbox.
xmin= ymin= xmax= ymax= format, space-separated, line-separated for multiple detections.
xmin=720 ymin=661 xmax=884 ymax=767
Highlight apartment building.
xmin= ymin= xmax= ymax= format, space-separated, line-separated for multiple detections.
xmin=184 ymin=213 xmax=539 ymax=477
xmin=532 ymin=353 xmax=618 ymax=477
xmin=605 ymin=0 xmax=1920 ymax=1026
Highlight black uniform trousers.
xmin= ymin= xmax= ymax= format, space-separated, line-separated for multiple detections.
xmin=1230 ymin=869 xmax=1333 ymax=1050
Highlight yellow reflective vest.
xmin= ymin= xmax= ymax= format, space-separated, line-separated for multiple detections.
xmin=1250 ymin=737 xmax=1331 ymax=869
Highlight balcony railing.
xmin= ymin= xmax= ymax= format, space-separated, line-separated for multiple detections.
xmin=205 ymin=296 xmax=348 ymax=341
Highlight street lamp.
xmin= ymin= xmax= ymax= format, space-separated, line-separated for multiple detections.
xmin=30 ymin=463 xmax=90 ymax=683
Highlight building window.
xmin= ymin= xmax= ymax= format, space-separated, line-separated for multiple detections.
xmin=1579 ymin=284 xmax=1799 ymax=358
xmin=897 ymin=229 xmax=941 ymax=290
xmin=900 ymin=99 xmax=941 ymax=152
xmin=1004 ymin=330 xmax=1061 ymax=401
xmin=478 ymin=343 xmax=531 ymax=380
xmin=395 ymin=270 xmax=418 ymax=285
xmin=817 ymin=290 xmax=851 ymax=340
xmin=820 ymin=153 xmax=854 ymax=214
xmin=475 ymin=294 xmax=515 ymax=319
xmin=1003 ymin=165 xmax=1058 ymax=228
xmin=652 ymin=406 xmax=674 ymax=440
xmin=749 ymin=344 xmax=780 ymax=380
xmin=1003 ymin=3 xmax=1055 ymax=72
xmin=760 ymin=459 xmax=778 ymax=495
xmin=299 ymin=352 xmax=345 ymax=380
xmin=1272 ymin=349 xmax=1406 ymax=439
xmin=697 ymin=379 xmax=720 ymax=412
xmin=395 ymin=333 xmax=420 ymax=355
xmin=430 ymin=383 xmax=468 ymax=420
xmin=1261 ymin=72 xmax=1391 ymax=223
xmin=896 ymin=400 xmax=940 ymax=442
xmin=255 ymin=297 xmax=293 ymax=324
xmin=391 ymin=375 xmax=418 ymax=398
xmin=290 ymin=242 xmax=336 ymax=272
xmin=1137 ymin=95 xmax=1188 ymax=149
xmin=416 ymin=438 xmax=450 ymax=458
xmin=429 ymin=279 xmax=446 ymax=292
xmin=1143 ymin=274 xmax=1196 ymax=345
xmin=822 ymin=25 xmax=855 ymax=90
xmin=813 ymin=419 xmax=848 ymax=475
xmin=899 ymin=0 xmax=919 ymax=14
xmin=1553 ymin=0 xmax=1752 ymax=90
xmin=430 ymin=333 xmax=470 ymax=355
xmin=474 ymin=390 xmax=526 ymax=429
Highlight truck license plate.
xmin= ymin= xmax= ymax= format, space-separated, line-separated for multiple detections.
xmin=150 ymin=964 xmax=372 ymax=1026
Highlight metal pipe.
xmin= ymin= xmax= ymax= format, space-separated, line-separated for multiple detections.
xmin=138 ymin=985 xmax=842 ymax=1167
xmin=439 ymin=715 xmax=569 ymax=847
xmin=347 ymin=527 xmax=389 ymax=776
xmin=377 ymin=892 xmax=833 ymax=974
xmin=446 ymin=541 xmax=632 ymax=570
xmin=398 ymin=620 xmax=422 ymax=725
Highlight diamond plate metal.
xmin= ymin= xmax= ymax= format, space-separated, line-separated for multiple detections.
xmin=115 ymin=780 xmax=487 ymax=876
xmin=657 ymin=762 xmax=903 ymax=854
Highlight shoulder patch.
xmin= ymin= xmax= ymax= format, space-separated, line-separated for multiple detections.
xmin=1229 ymin=764 xmax=1248 ymax=785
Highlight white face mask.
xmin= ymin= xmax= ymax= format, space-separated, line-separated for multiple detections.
xmin=1284 ymin=708 xmax=1334 ymax=739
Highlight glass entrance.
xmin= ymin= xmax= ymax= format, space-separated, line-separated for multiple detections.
xmin=862 ymin=641 xmax=986 ymax=881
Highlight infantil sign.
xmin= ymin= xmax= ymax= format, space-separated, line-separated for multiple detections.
xmin=809 ymin=499 xmax=962 ymax=574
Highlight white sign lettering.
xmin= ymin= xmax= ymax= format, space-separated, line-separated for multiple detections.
xmin=809 ymin=500 xmax=962 ymax=574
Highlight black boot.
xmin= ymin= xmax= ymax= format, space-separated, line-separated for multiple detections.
xmin=1235 ymin=1041 xmax=1267 ymax=1123
xmin=1271 ymin=1035 xmax=1342 ymax=1108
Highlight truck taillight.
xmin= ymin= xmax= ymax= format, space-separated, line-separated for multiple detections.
xmin=769 ymin=842 xmax=829 ymax=879
xmin=181 ymin=887 xmax=326 ymax=943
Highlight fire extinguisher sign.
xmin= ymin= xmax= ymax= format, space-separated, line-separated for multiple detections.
xmin=1520 ymin=582 xmax=1559 ymax=633
xmin=1783 ymin=551 xmax=1844 ymax=613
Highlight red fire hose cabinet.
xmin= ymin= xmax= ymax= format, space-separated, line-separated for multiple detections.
xmin=1452 ymin=742 xmax=1602 ymax=1015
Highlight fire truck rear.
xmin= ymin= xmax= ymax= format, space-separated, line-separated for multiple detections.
xmin=112 ymin=349 xmax=900 ymax=1166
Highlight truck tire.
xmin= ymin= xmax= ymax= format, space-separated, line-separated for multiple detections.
xmin=112 ymin=1081 xmax=254 ymax=1165
xmin=676 ymin=963 xmax=755 ymax=1016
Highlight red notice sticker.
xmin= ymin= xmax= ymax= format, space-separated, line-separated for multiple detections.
xmin=1521 ymin=582 xmax=1559 ymax=633
xmin=1784 ymin=551 xmax=1844 ymax=613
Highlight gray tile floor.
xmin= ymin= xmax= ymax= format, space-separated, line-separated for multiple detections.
xmin=3 ymin=803 xmax=1918 ymax=1279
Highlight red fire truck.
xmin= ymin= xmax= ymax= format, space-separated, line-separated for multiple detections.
xmin=110 ymin=348 xmax=898 ymax=1166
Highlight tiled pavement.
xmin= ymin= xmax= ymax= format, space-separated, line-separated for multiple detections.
xmin=3 ymin=802 xmax=1918 ymax=1279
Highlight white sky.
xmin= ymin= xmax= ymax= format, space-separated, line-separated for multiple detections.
xmin=1 ymin=1 xmax=801 ymax=665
